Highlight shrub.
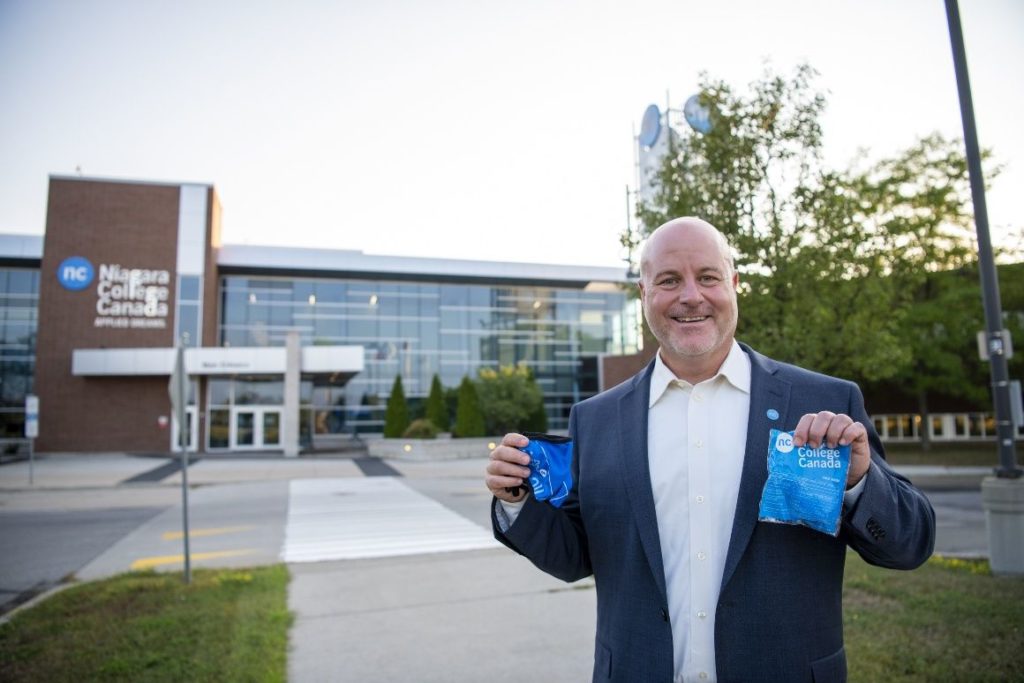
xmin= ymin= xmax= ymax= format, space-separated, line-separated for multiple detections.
xmin=424 ymin=374 xmax=449 ymax=432
xmin=383 ymin=375 xmax=410 ymax=438
xmin=453 ymin=376 xmax=486 ymax=438
xmin=475 ymin=364 xmax=546 ymax=435
xmin=402 ymin=418 xmax=439 ymax=439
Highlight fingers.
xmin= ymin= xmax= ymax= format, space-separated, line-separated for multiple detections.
xmin=502 ymin=432 xmax=529 ymax=449
xmin=793 ymin=413 xmax=871 ymax=489
xmin=793 ymin=412 xmax=867 ymax=449
xmin=485 ymin=433 xmax=532 ymax=502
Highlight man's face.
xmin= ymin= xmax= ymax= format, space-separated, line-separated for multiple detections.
xmin=639 ymin=223 xmax=739 ymax=375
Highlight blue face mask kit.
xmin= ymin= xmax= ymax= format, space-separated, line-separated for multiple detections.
xmin=758 ymin=429 xmax=851 ymax=536
xmin=517 ymin=432 xmax=574 ymax=508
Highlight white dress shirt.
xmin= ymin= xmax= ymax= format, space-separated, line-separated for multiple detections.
xmin=648 ymin=341 xmax=751 ymax=683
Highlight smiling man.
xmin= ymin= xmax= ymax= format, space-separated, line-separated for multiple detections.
xmin=485 ymin=217 xmax=935 ymax=683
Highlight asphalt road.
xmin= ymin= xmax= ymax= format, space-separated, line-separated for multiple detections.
xmin=0 ymin=455 xmax=991 ymax=619
xmin=0 ymin=506 xmax=163 ymax=612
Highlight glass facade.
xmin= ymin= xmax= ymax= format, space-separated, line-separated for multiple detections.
xmin=219 ymin=275 xmax=637 ymax=433
xmin=0 ymin=268 xmax=39 ymax=444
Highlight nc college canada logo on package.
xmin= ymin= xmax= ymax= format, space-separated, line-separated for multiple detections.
xmin=57 ymin=256 xmax=95 ymax=291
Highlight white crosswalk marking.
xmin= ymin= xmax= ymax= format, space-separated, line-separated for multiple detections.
xmin=281 ymin=478 xmax=500 ymax=563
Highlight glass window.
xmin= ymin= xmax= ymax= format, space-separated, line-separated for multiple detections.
xmin=235 ymin=411 xmax=255 ymax=446
xmin=179 ymin=275 xmax=201 ymax=301
xmin=349 ymin=318 xmax=374 ymax=340
xmin=208 ymin=379 xmax=231 ymax=406
xmin=177 ymin=303 xmax=200 ymax=347
xmin=292 ymin=280 xmax=314 ymax=303
xmin=263 ymin=412 xmax=281 ymax=445
xmin=6 ymin=270 xmax=34 ymax=294
xmin=316 ymin=316 xmax=346 ymax=341
xmin=379 ymin=318 xmax=398 ymax=340
xmin=315 ymin=281 xmax=346 ymax=304
xmin=212 ymin=273 xmax=640 ymax=435
xmin=969 ymin=414 xmax=984 ymax=437
xmin=234 ymin=378 xmax=283 ymax=405
xmin=208 ymin=409 xmax=230 ymax=448
xmin=378 ymin=293 xmax=399 ymax=317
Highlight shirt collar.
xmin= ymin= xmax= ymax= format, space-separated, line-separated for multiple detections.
xmin=649 ymin=341 xmax=751 ymax=407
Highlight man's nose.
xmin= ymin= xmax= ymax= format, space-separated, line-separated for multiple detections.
xmin=676 ymin=278 xmax=703 ymax=304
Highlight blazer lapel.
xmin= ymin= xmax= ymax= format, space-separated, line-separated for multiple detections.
xmin=720 ymin=345 xmax=791 ymax=592
xmin=616 ymin=360 xmax=668 ymax=603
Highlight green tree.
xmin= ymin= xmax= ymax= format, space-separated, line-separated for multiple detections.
xmin=475 ymin=364 xmax=546 ymax=435
xmin=424 ymin=374 xmax=449 ymax=432
xmin=383 ymin=375 xmax=410 ymax=438
xmin=453 ymin=375 xmax=485 ymax=438
xmin=631 ymin=64 xmax=984 ymax=410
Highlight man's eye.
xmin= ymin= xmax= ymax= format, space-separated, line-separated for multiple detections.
xmin=658 ymin=278 xmax=678 ymax=286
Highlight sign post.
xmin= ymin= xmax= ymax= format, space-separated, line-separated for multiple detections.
xmin=168 ymin=344 xmax=192 ymax=583
xmin=24 ymin=395 xmax=38 ymax=485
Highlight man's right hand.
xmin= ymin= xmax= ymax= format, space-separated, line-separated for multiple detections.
xmin=485 ymin=432 xmax=532 ymax=503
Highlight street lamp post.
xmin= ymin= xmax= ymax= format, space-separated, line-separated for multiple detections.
xmin=945 ymin=0 xmax=1024 ymax=575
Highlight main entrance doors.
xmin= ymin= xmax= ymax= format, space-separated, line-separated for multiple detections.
xmin=232 ymin=407 xmax=281 ymax=449
xmin=208 ymin=406 xmax=282 ymax=450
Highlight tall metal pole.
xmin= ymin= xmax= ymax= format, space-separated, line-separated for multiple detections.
xmin=177 ymin=344 xmax=192 ymax=582
xmin=944 ymin=0 xmax=1020 ymax=478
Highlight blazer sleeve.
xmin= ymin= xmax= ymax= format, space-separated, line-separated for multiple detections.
xmin=491 ymin=407 xmax=593 ymax=583
xmin=840 ymin=383 xmax=936 ymax=569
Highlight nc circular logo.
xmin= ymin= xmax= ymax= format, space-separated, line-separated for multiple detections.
xmin=775 ymin=432 xmax=794 ymax=453
xmin=57 ymin=256 xmax=94 ymax=291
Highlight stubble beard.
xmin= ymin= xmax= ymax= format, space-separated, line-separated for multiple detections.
xmin=647 ymin=307 xmax=737 ymax=362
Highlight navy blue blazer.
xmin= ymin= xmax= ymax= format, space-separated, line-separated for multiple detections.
xmin=493 ymin=344 xmax=935 ymax=683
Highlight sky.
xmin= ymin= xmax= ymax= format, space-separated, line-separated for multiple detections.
xmin=0 ymin=0 xmax=1021 ymax=269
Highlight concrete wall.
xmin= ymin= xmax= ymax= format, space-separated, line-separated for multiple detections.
xmin=367 ymin=436 xmax=500 ymax=461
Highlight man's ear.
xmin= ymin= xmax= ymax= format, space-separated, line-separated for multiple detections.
xmin=637 ymin=280 xmax=646 ymax=302
xmin=731 ymin=271 xmax=739 ymax=290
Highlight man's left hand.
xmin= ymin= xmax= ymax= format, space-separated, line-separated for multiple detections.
xmin=793 ymin=411 xmax=870 ymax=489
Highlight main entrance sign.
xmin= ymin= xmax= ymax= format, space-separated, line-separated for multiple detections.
xmin=94 ymin=263 xmax=170 ymax=328
xmin=57 ymin=256 xmax=172 ymax=329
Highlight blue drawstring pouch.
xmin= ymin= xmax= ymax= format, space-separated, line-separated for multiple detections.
xmin=758 ymin=429 xmax=851 ymax=536
xmin=517 ymin=432 xmax=574 ymax=508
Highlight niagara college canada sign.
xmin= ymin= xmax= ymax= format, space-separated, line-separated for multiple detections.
xmin=58 ymin=256 xmax=171 ymax=330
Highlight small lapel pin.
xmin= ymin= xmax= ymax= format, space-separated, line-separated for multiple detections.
xmin=767 ymin=409 xmax=780 ymax=420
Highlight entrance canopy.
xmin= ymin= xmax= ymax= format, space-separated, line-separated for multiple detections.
xmin=71 ymin=345 xmax=364 ymax=381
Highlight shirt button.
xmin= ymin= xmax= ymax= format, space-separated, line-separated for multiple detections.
xmin=693 ymin=393 xmax=703 ymax=402
xmin=695 ymin=439 xmax=703 ymax=448
xmin=697 ymin=551 xmax=707 ymax=560
xmin=699 ymin=673 xmax=708 ymax=680
xmin=697 ymin=610 xmax=707 ymax=619
xmin=696 ymin=495 xmax=705 ymax=503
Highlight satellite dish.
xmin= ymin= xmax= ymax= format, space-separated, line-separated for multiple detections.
xmin=683 ymin=94 xmax=712 ymax=134
xmin=639 ymin=104 xmax=661 ymax=147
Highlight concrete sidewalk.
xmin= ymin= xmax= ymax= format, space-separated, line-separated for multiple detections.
xmin=0 ymin=452 xmax=995 ymax=492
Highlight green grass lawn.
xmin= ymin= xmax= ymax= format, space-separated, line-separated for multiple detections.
xmin=0 ymin=566 xmax=291 ymax=682
xmin=845 ymin=553 xmax=1024 ymax=682
xmin=1 ymin=555 xmax=1021 ymax=682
